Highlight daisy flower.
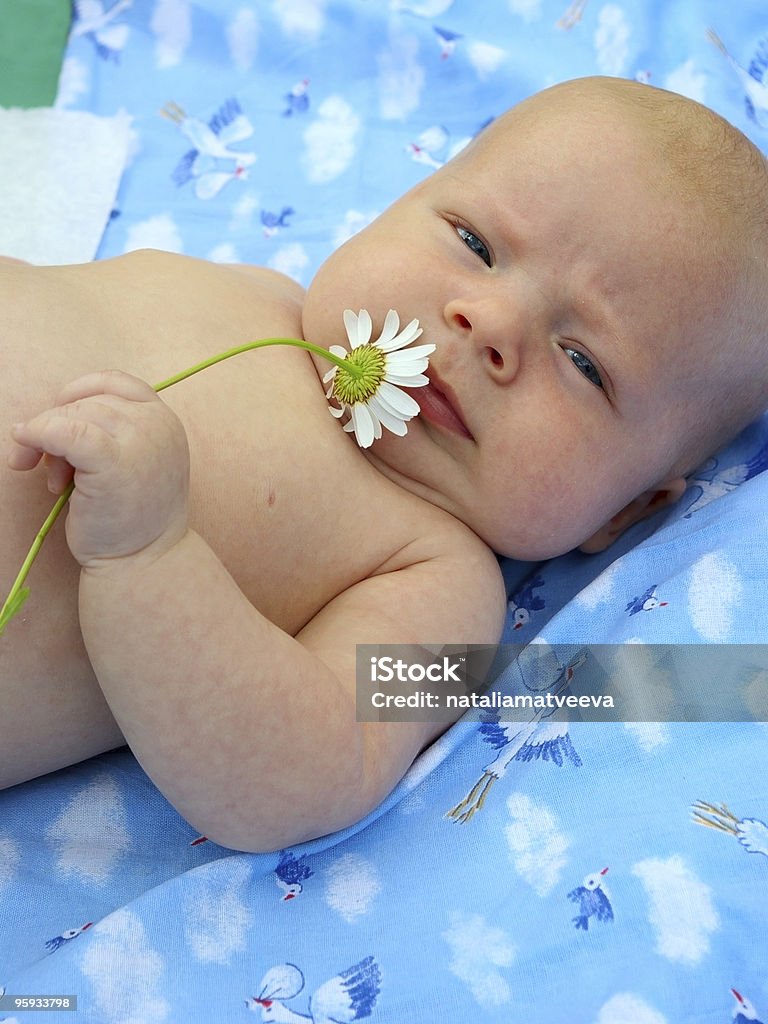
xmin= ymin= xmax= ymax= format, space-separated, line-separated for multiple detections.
xmin=323 ymin=308 xmax=436 ymax=449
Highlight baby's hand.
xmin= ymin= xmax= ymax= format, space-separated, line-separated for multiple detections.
xmin=8 ymin=370 xmax=189 ymax=569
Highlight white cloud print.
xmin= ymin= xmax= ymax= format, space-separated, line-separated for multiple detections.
xmin=183 ymin=859 xmax=253 ymax=964
xmin=302 ymin=96 xmax=360 ymax=184
xmin=227 ymin=7 xmax=260 ymax=72
xmin=595 ymin=992 xmax=668 ymax=1024
xmin=45 ymin=772 xmax=130 ymax=885
xmin=124 ymin=213 xmax=183 ymax=254
xmin=442 ymin=910 xmax=515 ymax=1009
xmin=273 ymin=0 xmax=327 ymax=40
xmin=508 ymin=0 xmax=541 ymax=22
xmin=377 ymin=30 xmax=425 ymax=121
xmin=323 ymin=852 xmax=381 ymax=922
xmin=151 ymin=0 xmax=192 ymax=69
xmin=633 ymin=854 xmax=719 ymax=964
xmin=81 ymin=909 xmax=169 ymax=1024
xmin=687 ymin=551 xmax=742 ymax=641
xmin=594 ymin=3 xmax=631 ymax=77
xmin=505 ymin=791 xmax=570 ymax=896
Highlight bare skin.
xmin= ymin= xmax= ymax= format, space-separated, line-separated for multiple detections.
xmin=6 ymin=77 xmax=766 ymax=851
xmin=0 ymin=251 xmax=504 ymax=846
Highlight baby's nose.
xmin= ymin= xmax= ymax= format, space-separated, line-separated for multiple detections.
xmin=444 ymin=296 xmax=523 ymax=382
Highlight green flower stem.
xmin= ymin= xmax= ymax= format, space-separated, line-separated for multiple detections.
xmin=0 ymin=487 xmax=73 ymax=633
xmin=152 ymin=336 xmax=361 ymax=392
xmin=0 ymin=336 xmax=359 ymax=635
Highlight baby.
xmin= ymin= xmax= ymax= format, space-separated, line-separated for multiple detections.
xmin=2 ymin=77 xmax=767 ymax=851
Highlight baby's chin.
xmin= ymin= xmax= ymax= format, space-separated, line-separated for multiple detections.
xmin=474 ymin=520 xmax=590 ymax=562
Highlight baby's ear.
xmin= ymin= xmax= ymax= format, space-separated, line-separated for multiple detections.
xmin=579 ymin=477 xmax=688 ymax=554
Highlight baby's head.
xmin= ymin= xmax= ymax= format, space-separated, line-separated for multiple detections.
xmin=304 ymin=76 xmax=768 ymax=559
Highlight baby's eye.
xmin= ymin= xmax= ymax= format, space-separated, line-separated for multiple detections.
xmin=456 ymin=225 xmax=493 ymax=267
xmin=564 ymin=347 xmax=604 ymax=390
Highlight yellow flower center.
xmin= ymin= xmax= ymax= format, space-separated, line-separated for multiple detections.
xmin=332 ymin=344 xmax=386 ymax=405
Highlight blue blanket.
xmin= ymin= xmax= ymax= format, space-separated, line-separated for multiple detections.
xmin=2 ymin=2 xmax=767 ymax=1020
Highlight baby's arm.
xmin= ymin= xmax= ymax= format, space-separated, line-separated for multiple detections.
xmin=9 ymin=371 xmax=505 ymax=851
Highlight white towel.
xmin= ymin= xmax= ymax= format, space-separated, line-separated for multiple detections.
xmin=0 ymin=107 xmax=131 ymax=265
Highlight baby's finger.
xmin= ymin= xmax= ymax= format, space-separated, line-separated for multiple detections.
xmin=7 ymin=434 xmax=44 ymax=471
xmin=55 ymin=369 xmax=158 ymax=407
xmin=43 ymin=453 xmax=76 ymax=495
xmin=11 ymin=412 xmax=119 ymax=475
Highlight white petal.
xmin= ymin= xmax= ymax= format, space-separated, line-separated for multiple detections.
xmin=385 ymin=357 xmax=431 ymax=375
xmin=370 ymin=386 xmax=409 ymax=419
xmin=387 ymin=343 xmax=435 ymax=362
xmin=377 ymin=380 xmax=421 ymax=416
xmin=378 ymin=320 xmax=423 ymax=353
xmin=351 ymin=402 xmax=376 ymax=448
xmin=328 ymin=403 xmax=345 ymax=418
xmin=385 ymin=372 xmax=430 ymax=387
xmin=343 ymin=309 xmax=359 ymax=347
xmin=376 ymin=388 xmax=413 ymax=418
xmin=329 ymin=345 xmax=348 ymax=359
xmin=377 ymin=320 xmax=424 ymax=353
xmin=375 ymin=309 xmax=401 ymax=348
xmin=401 ymin=317 xmax=423 ymax=340
xmin=369 ymin=394 xmax=409 ymax=435
xmin=322 ymin=367 xmax=337 ymax=384
xmin=352 ymin=309 xmax=373 ymax=349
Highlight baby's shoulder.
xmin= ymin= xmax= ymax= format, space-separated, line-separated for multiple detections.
xmin=229 ymin=261 xmax=305 ymax=304
xmin=373 ymin=506 xmax=507 ymax=644
xmin=116 ymin=249 xmax=304 ymax=311
xmin=72 ymin=250 xmax=306 ymax=355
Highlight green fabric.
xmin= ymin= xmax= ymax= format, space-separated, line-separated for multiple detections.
xmin=0 ymin=0 xmax=69 ymax=108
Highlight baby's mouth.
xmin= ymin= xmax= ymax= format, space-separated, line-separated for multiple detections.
xmin=415 ymin=371 xmax=474 ymax=439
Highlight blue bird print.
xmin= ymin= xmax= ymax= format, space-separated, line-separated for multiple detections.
xmin=405 ymin=125 xmax=450 ymax=169
xmin=162 ymin=98 xmax=256 ymax=200
xmin=45 ymin=921 xmax=93 ymax=953
xmin=245 ymin=957 xmax=381 ymax=1022
xmin=731 ymin=989 xmax=764 ymax=1024
xmin=70 ymin=0 xmax=132 ymax=61
xmin=275 ymin=850 xmax=314 ymax=901
xmin=283 ymin=79 xmax=310 ymax=116
xmin=507 ymin=573 xmax=546 ymax=633
xmin=692 ymin=800 xmax=768 ymax=858
xmin=708 ymin=30 xmax=768 ymax=129
xmin=447 ymin=652 xmax=584 ymax=822
xmin=433 ymin=26 xmax=462 ymax=59
xmin=556 ymin=0 xmax=588 ymax=30
xmin=682 ymin=443 xmax=768 ymax=517
xmin=567 ymin=867 xmax=614 ymax=930
xmin=262 ymin=207 xmax=295 ymax=238
xmin=625 ymin=585 xmax=667 ymax=615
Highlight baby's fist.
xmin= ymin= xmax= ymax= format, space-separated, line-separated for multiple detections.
xmin=10 ymin=370 xmax=190 ymax=568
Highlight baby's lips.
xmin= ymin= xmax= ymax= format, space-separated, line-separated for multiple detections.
xmin=416 ymin=373 xmax=474 ymax=439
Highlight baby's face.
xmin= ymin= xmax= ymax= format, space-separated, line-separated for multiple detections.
xmin=304 ymin=81 xmax=727 ymax=558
